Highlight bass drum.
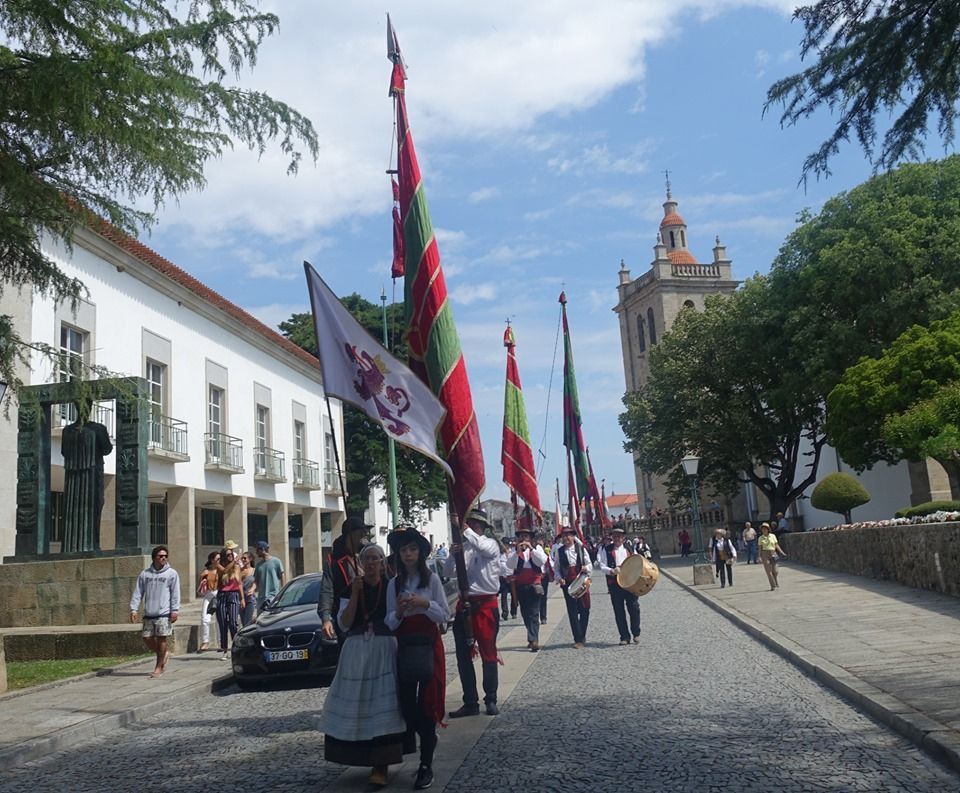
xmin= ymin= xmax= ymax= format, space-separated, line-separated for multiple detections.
xmin=617 ymin=554 xmax=659 ymax=597
xmin=567 ymin=570 xmax=591 ymax=599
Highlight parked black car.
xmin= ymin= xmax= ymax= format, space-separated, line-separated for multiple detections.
xmin=231 ymin=572 xmax=339 ymax=688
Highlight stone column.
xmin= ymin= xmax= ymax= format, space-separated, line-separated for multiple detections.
xmin=167 ymin=486 xmax=196 ymax=604
xmin=98 ymin=476 xmax=117 ymax=552
xmin=301 ymin=507 xmax=322 ymax=574
xmin=223 ymin=495 xmax=247 ymax=549
xmin=267 ymin=501 xmax=289 ymax=578
xmin=908 ymin=459 xmax=954 ymax=505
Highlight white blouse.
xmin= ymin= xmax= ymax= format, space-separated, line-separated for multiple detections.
xmin=384 ymin=571 xmax=450 ymax=631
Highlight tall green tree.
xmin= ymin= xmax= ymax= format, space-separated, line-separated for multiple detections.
xmin=279 ymin=297 xmax=447 ymax=522
xmin=620 ymin=277 xmax=828 ymax=518
xmin=0 ymin=1 xmax=317 ymax=390
xmin=827 ymin=309 xmax=960 ymax=493
xmin=766 ymin=1 xmax=960 ymax=181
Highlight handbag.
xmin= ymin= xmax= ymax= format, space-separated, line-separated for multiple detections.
xmin=196 ymin=578 xmax=209 ymax=597
xmin=207 ymin=596 xmax=218 ymax=615
xmin=396 ymin=633 xmax=434 ymax=683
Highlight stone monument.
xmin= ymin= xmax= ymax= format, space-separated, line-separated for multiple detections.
xmin=61 ymin=399 xmax=113 ymax=553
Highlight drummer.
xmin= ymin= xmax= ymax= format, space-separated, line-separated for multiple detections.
xmin=598 ymin=525 xmax=642 ymax=645
xmin=551 ymin=526 xmax=592 ymax=649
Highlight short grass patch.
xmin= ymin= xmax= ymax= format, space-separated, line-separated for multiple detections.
xmin=6 ymin=654 xmax=151 ymax=691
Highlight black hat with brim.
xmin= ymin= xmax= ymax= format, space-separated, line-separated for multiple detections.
xmin=342 ymin=515 xmax=373 ymax=536
xmin=387 ymin=526 xmax=431 ymax=558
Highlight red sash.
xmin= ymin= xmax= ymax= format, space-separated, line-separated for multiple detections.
xmin=514 ymin=568 xmax=542 ymax=586
xmin=395 ymin=614 xmax=446 ymax=726
xmin=456 ymin=594 xmax=500 ymax=663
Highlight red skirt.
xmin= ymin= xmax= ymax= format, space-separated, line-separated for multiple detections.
xmin=395 ymin=613 xmax=446 ymax=726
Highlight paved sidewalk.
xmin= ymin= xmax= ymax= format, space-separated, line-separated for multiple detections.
xmin=0 ymin=605 xmax=231 ymax=768
xmin=660 ymin=554 xmax=960 ymax=772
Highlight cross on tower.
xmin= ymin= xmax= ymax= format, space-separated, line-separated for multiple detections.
xmin=663 ymin=169 xmax=672 ymax=199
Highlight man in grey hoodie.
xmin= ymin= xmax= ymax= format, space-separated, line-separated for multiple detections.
xmin=129 ymin=546 xmax=181 ymax=678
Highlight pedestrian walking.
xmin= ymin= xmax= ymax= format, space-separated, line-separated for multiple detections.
xmin=539 ymin=531 xmax=552 ymax=624
xmin=506 ymin=526 xmax=547 ymax=652
xmin=708 ymin=528 xmax=737 ymax=588
xmin=759 ymin=522 xmax=787 ymax=590
xmin=742 ymin=522 xmax=758 ymax=564
xmin=129 ymin=545 xmax=180 ymax=678
xmin=551 ymin=526 xmax=592 ymax=648
xmin=318 ymin=544 xmax=407 ymax=787
xmin=386 ymin=527 xmax=450 ymax=790
xmin=320 ymin=516 xmax=370 ymax=641
xmin=253 ymin=540 xmax=285 ymax=611
xmin=635 ymin=536 xmax=653 ymax=559
xmin=598 ymin=526 xmax=641 ymax=644
xmin=444 ymin=508 xmax=503 ymax=718
xmin=678 ymin=529 xmax=692 ymax=557
xmin=195 ymin=551 xmax=219 ymax=652
xmin=239 ymin=552 xmax=257 ymax=626
xmin=216 ymin=546 xmax=244 ymax=658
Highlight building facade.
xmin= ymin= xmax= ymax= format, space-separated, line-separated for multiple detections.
xmin=0 ymin=224 xmax=346 ymax=602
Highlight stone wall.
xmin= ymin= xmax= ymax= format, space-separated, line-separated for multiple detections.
xmin=780 ymin=522 xmax=960 ymax=598
xmin=0 ymin=555 xmax=151 ymax=627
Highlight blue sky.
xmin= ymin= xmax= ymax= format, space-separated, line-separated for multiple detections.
xmin=146 ymin=1 xmax=946 ymax=507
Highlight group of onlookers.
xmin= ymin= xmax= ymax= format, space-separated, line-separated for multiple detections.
xmin=708 ymin=521 xmax=787 ymax=591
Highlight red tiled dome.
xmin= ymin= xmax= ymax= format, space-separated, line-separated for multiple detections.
xmin=667 ymin=249 xmax=698 ymax=264
xmin=660 ymin=212 xmax=686 ymax=227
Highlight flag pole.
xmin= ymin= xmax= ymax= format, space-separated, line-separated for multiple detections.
xmin=380 ymin=286 xmax=400 ymax=527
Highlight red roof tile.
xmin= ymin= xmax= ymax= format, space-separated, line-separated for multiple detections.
xmin=660 ymin=212 xmax=686 ymax=227
xmin=667 ymin=249 xmax=698 ymax=265
xmin=92 ymin=220 xmax=320 ymax=371
xmin=606 ymin=494 xmax=639 ymax=508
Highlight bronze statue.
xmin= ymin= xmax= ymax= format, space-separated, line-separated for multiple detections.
xmin=61 ymin=399 xmax=113 ymax=552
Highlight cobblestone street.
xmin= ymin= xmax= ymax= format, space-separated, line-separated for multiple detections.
xmin=1 ymin=576 xmax=958 ymax=792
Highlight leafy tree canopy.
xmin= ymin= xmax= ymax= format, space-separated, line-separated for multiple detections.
xmin=0 ymin=0 xmax=317 ymax=390
xmin=279 ymin=296 xmax=447 ymax=523
xmin=810 ymin=472 xmax=871 ymax=521
xmin=766 ymin=1 xmax=960 ymax=181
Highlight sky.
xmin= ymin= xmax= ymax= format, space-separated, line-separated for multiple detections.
xmin=144 ymin=1 xmax=944 ymax=508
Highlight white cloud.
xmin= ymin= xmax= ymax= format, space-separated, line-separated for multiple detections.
xmin=468 ymin=187 xmax=501 ymax=203
xmin=247 ymin=262 xmax=298 ymax=281
xmin=450 ymin=282 xmax=497 ymax=305
xmin=435 ymin=228 xmax=468 ymax=250
xmin=244 ymin=302 xmax=308 ymax=331
xmin=548 ymin=143 xmax=649 ymax=176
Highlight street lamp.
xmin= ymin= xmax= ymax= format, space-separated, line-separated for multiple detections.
xmin=643 ymin=495 xmax=659 ymax=559
xmin=681 ymin=453 xmax=711 ymax=581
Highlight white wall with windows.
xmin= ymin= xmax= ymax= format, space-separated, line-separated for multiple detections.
xmin=364 ymin=485 xmax=451 ymax=557
xmin=0 ymin=226 xmax=346 ymax=576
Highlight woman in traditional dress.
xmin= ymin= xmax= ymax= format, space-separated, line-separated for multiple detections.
xmin=386 ymin=527 xmax=450 ymax=791
xmin=319 ymin=543 xmax=407 ymax=787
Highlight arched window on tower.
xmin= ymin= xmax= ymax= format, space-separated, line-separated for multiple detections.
xmin=636 ymin=314 xmax=646 ymax=352
xmin=680 ymin=229 xmax=686 ymax=247
xmin=647 ymin=307 xmax=657 ymax=345
xmin=669 ymin=230 xmax=676 ymax=248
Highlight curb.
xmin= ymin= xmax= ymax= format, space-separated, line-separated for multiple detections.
xmin=0 ymin=661 xmax=235 ymax=769
xmin=660 ymin=566 xmax=960 ymax=776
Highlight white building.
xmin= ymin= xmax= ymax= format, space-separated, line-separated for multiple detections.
xmin=0 ymin=223 xmax=346 ymax=601
xmin=364 ymin=486 xmax=451 ymax=556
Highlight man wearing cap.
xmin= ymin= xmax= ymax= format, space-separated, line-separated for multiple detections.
xmin=598 ymin=526 xmax=641 ymax=645
xmin=506 ymin=527 xmax=547 ymax=651
xmin=254 ymin=539 xmax=286 ymax=613
xmin=551 ymin=527 xmax=592 ymax=648
xmin=444 ymin=508 xmax=503 ymax=717
xmin=319 ymin=515 xmax=371 ymax=640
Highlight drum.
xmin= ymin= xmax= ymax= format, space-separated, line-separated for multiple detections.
xmin=617 ymin=554 xmax=659 ymax=596
xmin=567 ymin=570 xmax=591 ymax=599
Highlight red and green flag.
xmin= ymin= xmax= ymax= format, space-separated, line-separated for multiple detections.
xmin=560 ymin=291 xmax=590 ymax=498
xmin=389 ymin=19 xmax=485 ymax=522
xmin=501 ymin=325 xmax=541 ymax=518
xmin=586 ymin=447 xmax=612 ymax=529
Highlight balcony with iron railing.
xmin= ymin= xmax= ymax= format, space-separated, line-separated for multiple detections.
xmin=254 ymin=446 xmax=286 ymax=483
xmin=55 ymin=400 xmax=115 ymax=439
xmin=204 ymin=432 xmax=244 ymax=474
xmin=292 ymin=458 xmax=322 ymax=490
xmin=147 ymin=414 xmax=189 ymax=462
xmin=324 ymin=464 xmax=342 ymax=494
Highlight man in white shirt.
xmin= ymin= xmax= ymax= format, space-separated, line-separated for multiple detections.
xmin=444 ymin=508 xmax=503 ymax=717
xmin=598 ymin=526 xmax=641 ymax=645
xmin=506 ymin=527 xmax=548 ymax=652
xmin=551 ymin=526 xmax=592 ymax=648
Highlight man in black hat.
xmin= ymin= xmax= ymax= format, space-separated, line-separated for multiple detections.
xmin=319 ymin=515 xmax=372 ymax=641
xmin=551 ymin=526 xmax=593 ymax=647
xmin=506 ymin=526 xmax=547 ymax=651
xmin=444 ymin=507 xmax=503 ymax=717
xmin=598 ymin=525 xmax=641 ymax=645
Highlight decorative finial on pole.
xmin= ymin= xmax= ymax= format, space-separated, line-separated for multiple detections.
xmin=663 ymin=169 xmax=672 ymax=199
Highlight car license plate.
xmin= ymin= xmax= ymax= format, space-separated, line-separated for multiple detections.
xmin=264 ymin=649 xmax=308 ymax=662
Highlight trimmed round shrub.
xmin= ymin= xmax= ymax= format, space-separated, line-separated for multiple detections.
xmin=810 ymin=473 xmax=871 ymax=521
xmin=895 ymin=499 xmax=960 ymax=518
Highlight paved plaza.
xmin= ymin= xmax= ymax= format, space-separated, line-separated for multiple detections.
xmin=1 ymin=564 xmax=959 ymax=792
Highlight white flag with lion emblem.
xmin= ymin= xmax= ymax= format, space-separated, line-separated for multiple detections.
xmin=304 ymin=262 xmax=453 ymax=480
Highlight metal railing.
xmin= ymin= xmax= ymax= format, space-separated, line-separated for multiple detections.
xmin=57 ymin=400 xmax=115 ymax=438
xmin=148 ymin=414 xmax=188 ymax=457
xmin=254 ymin=446 xmax=286 ymax=481
xmin=324 ymin=465 xmax=341 ymax=493
xmin=204 ymin=432 xmax=244 ymax=472
xmin=293 ymin=458 xmax=321 ymax=489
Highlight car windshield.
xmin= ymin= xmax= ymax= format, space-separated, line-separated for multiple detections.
xmin=269 ymin=577 xmax=321 ymax=609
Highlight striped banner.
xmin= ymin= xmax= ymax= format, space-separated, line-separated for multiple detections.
xmin=501 ymin=326 xmax=541 ymax=515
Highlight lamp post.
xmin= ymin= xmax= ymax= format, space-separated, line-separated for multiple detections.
xmin=644 ymin=495 xmax=659 ymax=560
xmin=681 ymin=452 xmax=713 ymax=584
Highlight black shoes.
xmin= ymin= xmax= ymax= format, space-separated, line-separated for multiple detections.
xmin=414 ymin=765 xmax=434 ymax=790
xmin=447 ymin=704 xmax=480 ymax=719
xmin=485 ymin=701 xmax=499 ymax=716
